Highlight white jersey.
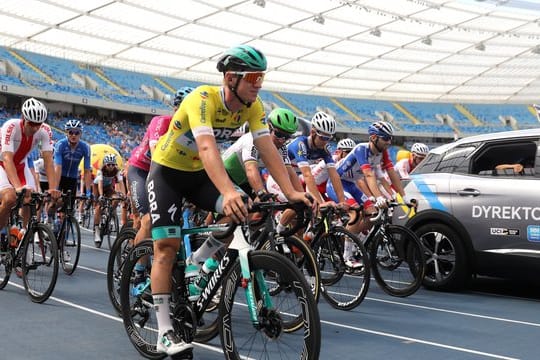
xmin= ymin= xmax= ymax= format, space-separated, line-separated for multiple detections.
xmin=33 ymin=157 xmax=48 ymax=182
xmin=0 ymin=118 xmax=52 ymax=191
xmin=300 ymin=160 xmax=329 ymax=186
xmin=222 ymin=132 xmax=290 ymax=185
xmin=394 ymin=158 xmax=413 ymax=180
xmin=0 ymin=119 xmax=53 ymax=166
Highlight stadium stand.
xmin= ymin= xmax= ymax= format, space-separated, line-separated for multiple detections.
xmin=0 ymin=46 xmax=538 ymax=140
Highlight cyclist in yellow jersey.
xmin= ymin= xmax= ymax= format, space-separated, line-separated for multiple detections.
xmin=146 ymin=44 xmax=314 ymax=356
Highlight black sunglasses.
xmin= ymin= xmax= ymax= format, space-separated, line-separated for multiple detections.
xmin=271 ymin=127 xmax=292 ymax=140
xmin=68 ymin=130 xmax=81 ymax=136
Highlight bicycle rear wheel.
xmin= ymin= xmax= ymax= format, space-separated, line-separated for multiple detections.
xmin=59 ymin=215 xmax=81 ymax=275
xmin=22 ymin=223 xmax=59 ymax=303
xmin=107 ymin=227 xmax=137 ymax=316
xmin=0 ymin=246 xmax=13 ymax=289
xmin=313 ymin=227 xmax=370 ymax=311
xmin=370 ymin=224 xmax=426 ymax=297
xmin=120 ymin=240 xmax=219 ymax=359
xmin=219 ymin=250 xmax=321 ymax=360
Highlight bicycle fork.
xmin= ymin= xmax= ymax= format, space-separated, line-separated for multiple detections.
xmin=232 ymin=225 xmax=274 ymax=329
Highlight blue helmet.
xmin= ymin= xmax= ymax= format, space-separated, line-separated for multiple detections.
xmin=64 ymin=119 xmax=83 ymax=131
xmin=368 ymin=121 xmax=394 ymax=138
xmin=173 ymin=87 xmax=194 ymax=107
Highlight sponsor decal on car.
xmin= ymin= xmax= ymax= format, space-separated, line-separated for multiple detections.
xmin=527 ymin=225 xmax=540 ymax=242
xmin=490 ymin=228 xmax=519 ymax=236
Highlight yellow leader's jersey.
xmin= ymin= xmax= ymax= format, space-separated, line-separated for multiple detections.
xmin=152 ymin=85 xmax=269 ymax=171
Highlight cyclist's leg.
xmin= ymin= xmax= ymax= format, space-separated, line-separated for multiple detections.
xmin=146 ymin=163 xmax=192 ymax=355
xmin=127 ymin=166 xmax=151 ymax=283
xmin=0 ymin=167 xmax=17 ymax=229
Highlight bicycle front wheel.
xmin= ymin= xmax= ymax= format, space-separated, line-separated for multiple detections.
xmin=22 ymin=223 xmax=59 ymax=303
xmin=313 ymin=227 xmax=370 ymax=311
xmin=106 ymin=212 xmax=119 ymax=249
xmin=370 ymin=224 xmax=426 ymax=297
xmin=107 ymin=227 xmax=137 ymax=316
xmin=262 ymin=235 xmax=320 ymax=331
xmin=59 ymin=215 xmax=81 ymax=275
xmin=219 ymin=250 xmax=321 ymax=360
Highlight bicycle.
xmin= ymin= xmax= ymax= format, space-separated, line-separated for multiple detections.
xmin=247 ymin=200 xmax=321 ymax=315
xmin=107 ymin=204 xmax=208 ymax=317
xmin=95 ymin=195 xmax=123 ymax=249
xmin=77 ymin=196 xmax=93 ymax=229
xmin=120 ymin=202 xmax=321 ymax=360
xmin=0 ymin=191 xmax=59 ymax=303
xmin=53 ymin=191 xmax=83 ymax=275
xmin=360 ymin=201 xmax=426 ymax=297
xmin=309 ymin=205 xmax=371 ymax=311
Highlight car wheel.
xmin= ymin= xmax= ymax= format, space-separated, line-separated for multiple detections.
xmin=415 ymin=223 xmax=470 ymax=291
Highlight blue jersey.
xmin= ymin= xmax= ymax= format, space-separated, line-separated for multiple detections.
xmin=286 ymin=136 xmax=334 ymax=170
xmin=336 ymin=143 xmax=393 ymax=182
xmin=54 ymin=138 xmax=91 ymax=179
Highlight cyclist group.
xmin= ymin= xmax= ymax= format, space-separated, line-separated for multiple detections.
xmin=0 ymin=44 xmax=429 ymax=357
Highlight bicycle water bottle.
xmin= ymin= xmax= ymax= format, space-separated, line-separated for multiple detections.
xmin=9 ymin=225 xmax=21 ymax=248
xmin=188 ymin=258 xmax=219 ymax=301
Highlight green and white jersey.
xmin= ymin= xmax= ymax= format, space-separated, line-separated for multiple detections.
xmin=222 ymin=132 xmax=290 ymax=186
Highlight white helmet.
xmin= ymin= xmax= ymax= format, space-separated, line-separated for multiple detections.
xmin=22 ymin=98 xmax=48 ymax=124
xmin=337 ymin=138 xmax=356 ymax=150
xmin=103 ymin=153 xmax=117 ymax=165
xmin=311 ymin=111 xmax=336 ymax=135
xmin=411 ymin=143 xmax=429 ymax=156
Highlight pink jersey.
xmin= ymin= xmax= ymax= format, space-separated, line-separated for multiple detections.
xmin=128 ymin=115 xmax=172 ymax=171
xmin=0 ymin=118 xmax=53 ymax=171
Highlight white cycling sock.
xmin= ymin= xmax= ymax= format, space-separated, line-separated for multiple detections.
xmin=191 ymin=234 xmax=224 ymax=265
xmin=153 ymin=294 xmax=173 ymax=335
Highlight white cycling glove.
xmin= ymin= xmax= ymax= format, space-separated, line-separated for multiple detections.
xmin=375 ymin=196 xmax=387 ymax=208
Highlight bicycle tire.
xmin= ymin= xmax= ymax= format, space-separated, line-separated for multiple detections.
xmin=59 ymin=215 xmax=81 ymax=275
xmin=313 ymin=227 xmax=371 ymax=311
xmin=120 ymin=240 xmax=219 ymax=359
xmin=219 ymin=250 xmax=321 ymax=360
xmin=82 ymin=206 xmax=92 ymax=229
xmin=106 ymin=211 xmax=119 ymax=250
xmin=0 ymin=247 xmax=13 ymax=289
xmin=22 ymin=223 xmax=59 ymax=303
xmin=107 ymin=227 xmax=137 ymax=316
xmin=369 ymin=224 xmax=426 ymax=297
xmin=261 ymin=235 xmax=321 ymax=330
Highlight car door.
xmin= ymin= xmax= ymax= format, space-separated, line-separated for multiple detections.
xmin=449 ymin=139 xmax=540 ymax=256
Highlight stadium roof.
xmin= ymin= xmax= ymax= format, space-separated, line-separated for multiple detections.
xmin=1 ymin=0 xmax=539 ymax=103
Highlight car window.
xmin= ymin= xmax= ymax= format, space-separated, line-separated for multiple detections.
xmin=472 ymin=140 xmax=538 ymax=177
xmin=411 ymin=144 xmax=477 ymax=175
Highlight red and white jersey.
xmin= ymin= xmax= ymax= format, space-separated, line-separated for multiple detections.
xmin=394 ymin=157 xmax=414 ymax=180
xmin=0 ymin=118 xmax=53 ymax=168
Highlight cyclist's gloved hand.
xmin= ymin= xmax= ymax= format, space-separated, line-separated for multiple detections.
xmin=375 ymin=196 xmax=387 ymax=208
xmin=98 ymin=195 xmax=104 ymax=202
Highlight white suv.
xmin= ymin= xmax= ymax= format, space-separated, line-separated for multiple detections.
xmin=394 ymin=129 xmax=540 ymax=290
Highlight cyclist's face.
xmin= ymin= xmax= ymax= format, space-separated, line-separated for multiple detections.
xmin=233 ymin=72 xmax=263 ymax=103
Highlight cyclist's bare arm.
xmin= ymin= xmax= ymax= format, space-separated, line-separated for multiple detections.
xmin=197 ymin=134 xmax=247 ymax=222
xmin=256 ymin=136 xmax=313 ymax=207
xmin=328 ymin=166 xmax=346 ymax=203
xmin=245 ymin=160 xmax=265 ymax=194
xmin=386 ymin=167 xmax=405 ymax=197
xmin=287 ymin=165 xmax=304 ymax=192
xmin=2 ymin=151 xmax=22 ymax=189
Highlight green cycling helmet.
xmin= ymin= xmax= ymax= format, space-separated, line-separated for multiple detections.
xmin=217 ymin=45 xmax=267 ymax=73
xmin=268 ymin=108 xmax=297 ymax=134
